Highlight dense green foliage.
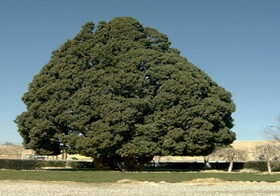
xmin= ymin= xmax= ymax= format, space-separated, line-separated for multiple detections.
xmin=15 ymin=17 xmax=236 ymax=170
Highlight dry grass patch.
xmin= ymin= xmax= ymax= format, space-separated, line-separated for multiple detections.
xmin=182 ymin=178 xmax=225 ymax=184
xmin=116 ymin=179 xmax=141 ymax=183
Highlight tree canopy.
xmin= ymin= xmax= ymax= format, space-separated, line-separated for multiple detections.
xmin=15 ymin=17 xmax=236 ymax=170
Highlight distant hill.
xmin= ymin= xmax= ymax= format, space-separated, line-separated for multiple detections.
xmin=0 ymin=145 xmax=24 ymax=159
xmin=232 ymin=140 xmax=272 ymax=151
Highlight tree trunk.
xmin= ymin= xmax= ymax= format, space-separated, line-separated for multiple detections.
xmin=228 ymin=161 xmax=234 ymax=172
xmin=203 ymin=156 xmax=210 ymax=169
xmin=267 ymin=160 xmax=272 ymax=173
xmin=62 ymin=147 xmax=65 ymax=160
xmin=93 ymin=156 xmax=111 ymax=170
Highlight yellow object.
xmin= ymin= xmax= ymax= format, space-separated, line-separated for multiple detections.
xmin=68 ymin=154 xmax=92 ymax=160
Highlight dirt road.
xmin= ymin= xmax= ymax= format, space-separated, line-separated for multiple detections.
xmin=1 ymin=181 xmax=280 ymax=196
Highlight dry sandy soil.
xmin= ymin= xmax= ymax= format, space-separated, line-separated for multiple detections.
xmin=1 ymin=180 xmax=280 ymax=196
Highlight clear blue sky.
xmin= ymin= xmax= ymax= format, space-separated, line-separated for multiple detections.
xmin=1 ymin=0 xmax=279 ymax=144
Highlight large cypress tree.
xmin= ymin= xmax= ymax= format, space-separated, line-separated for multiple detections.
xmin=15 ymin=17 xmax=236 ymax=170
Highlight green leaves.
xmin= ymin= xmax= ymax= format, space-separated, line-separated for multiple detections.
xmin=16 ymin=17 xmax=236 ymax=169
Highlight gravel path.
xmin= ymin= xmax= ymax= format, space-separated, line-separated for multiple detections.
xmin=1 ymin=181 xmax=280 ymax=196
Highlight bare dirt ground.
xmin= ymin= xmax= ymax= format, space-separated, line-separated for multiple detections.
xmin=1 ymin=180 xmax=280 ymax=196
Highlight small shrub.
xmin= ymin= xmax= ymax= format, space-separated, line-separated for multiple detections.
xmin=244 ymin=161 xmax=267 ymax=171
xmin=45 ymin=161 xmax=67 ymax=167
xmin=209 ymin=162 xmax=244 ymax=170
xmin=272 ymin=161 xmax=280 ymax=171
xmin=146 ymin=162 xmax=205 ymax=170
xmin=0 ymin=159 xmax=44 ymax=170
xmin=209 ymin=162 xmax=229 ymax=169
xmin=243 ymin=161 xmax=280 ymax=172
xmin=68 ymin=161 xmax=94 ymax=168
xmin=0 ymin=159 xmax=96 ymax=170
